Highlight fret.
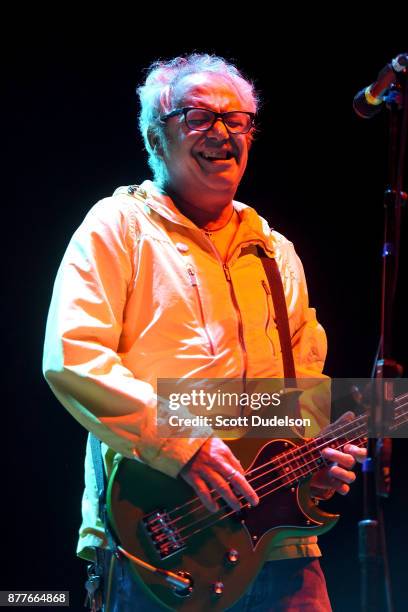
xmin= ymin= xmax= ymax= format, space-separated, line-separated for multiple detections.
xmin=300 ymin=440 xmax=327 ymax=477
xmin=268 ymin=395 xmax=408 ymax=493
xmin=289 ymin=455 xmax=306 ymax=480
xmin=291 ymin=447 xmax=312 ymax=480
xmin=274 ymin=453 xmax=292 ymax=485
xmin=259 ymin=396 xmax=408 ymax=498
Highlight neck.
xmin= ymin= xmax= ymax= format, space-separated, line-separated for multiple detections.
xmin=163 ymin=185 xmax=234 ymax=230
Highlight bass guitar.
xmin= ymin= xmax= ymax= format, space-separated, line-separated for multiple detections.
xmin=107 ymin=392 xmax=408 ymax=611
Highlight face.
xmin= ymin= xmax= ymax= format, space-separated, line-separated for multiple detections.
xmin=157 ymin=73 xmax=254 ymax=211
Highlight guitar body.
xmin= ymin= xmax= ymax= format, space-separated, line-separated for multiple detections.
xmin=107 ymin=437 xmax=339 ymax=611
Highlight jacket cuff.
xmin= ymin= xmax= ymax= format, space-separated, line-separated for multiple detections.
xmin=138 ymin=432 xmax=213 ymax=478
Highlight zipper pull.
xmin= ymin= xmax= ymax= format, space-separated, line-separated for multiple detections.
xmin=262 ymin=279 xmax=271 ymax=294
xmin=223 ymin=264 xmax=231 ymax=282
xmin=187 ymin=266 xmax=197 ymax=286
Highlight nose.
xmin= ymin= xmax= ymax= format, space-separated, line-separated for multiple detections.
xmin=207 ymin=117 xmax=229 ymax=141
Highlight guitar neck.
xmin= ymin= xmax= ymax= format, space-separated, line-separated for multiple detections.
xmin=274 ymin=392 xmax=408 ymax=484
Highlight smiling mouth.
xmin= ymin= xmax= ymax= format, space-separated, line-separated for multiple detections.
xmin=198 ymin=151 xmax=235 ymax=162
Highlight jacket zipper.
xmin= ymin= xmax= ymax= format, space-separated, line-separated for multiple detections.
xmin=200 ymin=236 xmax=262 ymax=383
xmin=262 ymin=280 xmax=277 ymax=356
xmin=202 ymin=236 xmax=249 ymax=382
xmin=223 ymin=262 xmax=248 ymax=384
xmin=186 ymin=266 xmax=215 ymax=356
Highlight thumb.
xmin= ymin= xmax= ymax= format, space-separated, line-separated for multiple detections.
xmin=335 ymin=411 xmax=355 ymax=424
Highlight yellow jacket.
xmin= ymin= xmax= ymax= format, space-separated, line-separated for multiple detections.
xmin=42 ymin=180 xmax=329 ymax=561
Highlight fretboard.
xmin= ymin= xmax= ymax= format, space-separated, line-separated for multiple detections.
xmin=272 ymin=392 xmax=408 ymax=485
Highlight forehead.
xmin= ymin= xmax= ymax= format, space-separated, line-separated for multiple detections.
xmin=173 ymin=72 xmax=253 ymax=112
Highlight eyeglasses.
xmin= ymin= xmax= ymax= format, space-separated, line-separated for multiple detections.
xmin=160 ymin=107 xmax=255 ymax=134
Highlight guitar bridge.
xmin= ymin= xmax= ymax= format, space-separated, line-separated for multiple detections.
xmin=142 ymin=510 xmax=186 ymax=560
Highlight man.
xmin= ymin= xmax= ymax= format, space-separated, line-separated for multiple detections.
xmin=43 ymin=54 xmax=365 ymax=611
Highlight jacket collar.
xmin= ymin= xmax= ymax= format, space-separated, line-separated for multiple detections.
xmin=116 ymin=180 xmax=276 ymax=257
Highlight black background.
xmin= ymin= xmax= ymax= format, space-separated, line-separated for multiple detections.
xmin=4 ymin=21 xmax=408 ymax=612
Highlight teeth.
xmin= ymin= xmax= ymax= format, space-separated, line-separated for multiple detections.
xmin=201 ymin=151 xmax=231 ymax=160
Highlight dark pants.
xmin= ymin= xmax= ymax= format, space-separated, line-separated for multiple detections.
xmin=101 ymin=550 xmax=332 ymax=611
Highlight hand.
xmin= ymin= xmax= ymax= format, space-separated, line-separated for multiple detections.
xmin=180 ymin=437 xmax=259 ymax=512
xmin=310 ymin=443 xmax=367 ymax=498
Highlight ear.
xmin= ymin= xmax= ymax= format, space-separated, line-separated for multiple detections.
xmin=246 ymin=130 xmax=255 ymax=151
xmin=147 ymin=129 xmax=164 ymax=158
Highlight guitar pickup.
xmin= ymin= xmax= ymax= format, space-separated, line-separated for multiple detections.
xmin=142 ymin=510 xmax=186 ymax=560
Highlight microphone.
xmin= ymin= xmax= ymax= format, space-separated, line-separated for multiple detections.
xmin=353 ymin=53 xmax=408 ymax=119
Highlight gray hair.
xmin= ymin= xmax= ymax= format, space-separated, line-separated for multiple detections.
xmin=136 ymin=53 xmax=260 ymax=186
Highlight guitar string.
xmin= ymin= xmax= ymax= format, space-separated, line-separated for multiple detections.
xmin=149 ymin=402 xmax=407 ymax=546
xmin=154 ymin=429 xmax=369 ymax=550
xmin=152 ymin=408 xmax=408 ymax=549
xmin=153 ymin=425 xmax=369 ymax=547
xmin=172 ymin=410 xmax=408 ymax=546
xmin=152 ymin=412 xmax=373 ymax=538
xmin=152 ymin=413 xmax=367 ymax=527
xmin=182 ymin=432 xmax=371 ymax=543
xmin=156 ymin=418 xmax=366 ymax=537
xmin=178 ymin=406 xmax=407 ymax=539
xmin=155 ymin=415 xmax=407 ymax=552
xmin=162 ymin=407 xmax=408 ymax=547
xmin=155 ymin=398 xmax=408 ymax=526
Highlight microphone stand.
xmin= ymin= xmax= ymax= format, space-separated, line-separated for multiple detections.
xmin=357 ymin=65 xmax=407 ymax=612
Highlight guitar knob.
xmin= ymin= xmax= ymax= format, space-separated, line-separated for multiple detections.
xmin=225 ymin=549 xmax=239 ymax=565
xmin=212 ymin=581 xmax=224 ymax=596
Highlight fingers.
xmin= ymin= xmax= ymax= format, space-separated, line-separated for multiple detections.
xmin=343 ymin=443 xmax=367 ymax=463
xmin=226 ymin=450 xmax=245 ymax=475
xmin=229 ymin=471 xmax=259 ymax=508
xmin=188 ymin=474 xmax=219 ymax=512
xmin=314 ymin=466 xmax=353 ymax=496
xmin=336 ymin=410 xmax=355 ymax=423
xmin=204 ymin=471 xmax=243 ymax=512
xmin=183 ymin=464 xmax=258 ymax=513
xmin=180 ymin=439 xmax=258 ymax=512
xmin=329 ymin=464 xmax=356 ymax=485
xmin=314 ymin=463 xmax=356 ymax=487
xmin=321 ymin=444 xmax=367 ymax=468
xmin=334 ymin=483 xmax=350 ymax=496
xmin=207 ymin=462 xmax=259 ymax=511
xmin=322 ymin=447 xmax=356 ymax=469
xmin=320 ymin=443 xmax=367 ymax=497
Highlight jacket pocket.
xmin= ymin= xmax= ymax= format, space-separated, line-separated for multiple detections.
xmin=186 ymin=265 xmax=215 ymax=356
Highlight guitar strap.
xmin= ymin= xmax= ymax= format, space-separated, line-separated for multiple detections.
xmin=85 ymin=435 xmax=114 ymax=611
xmin=89 ymin=435 xmax=119 ymax=553
xmin=257 ymin=246 xmax=296 ymax=378
xmin=257 ymin=246 xmax=301 ymax=420
xmin=90 ymin=433 xmax=107 ymax=517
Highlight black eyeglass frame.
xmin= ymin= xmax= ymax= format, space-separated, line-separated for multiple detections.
xmin=159 ymin=107 xmax=256 ymax=134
